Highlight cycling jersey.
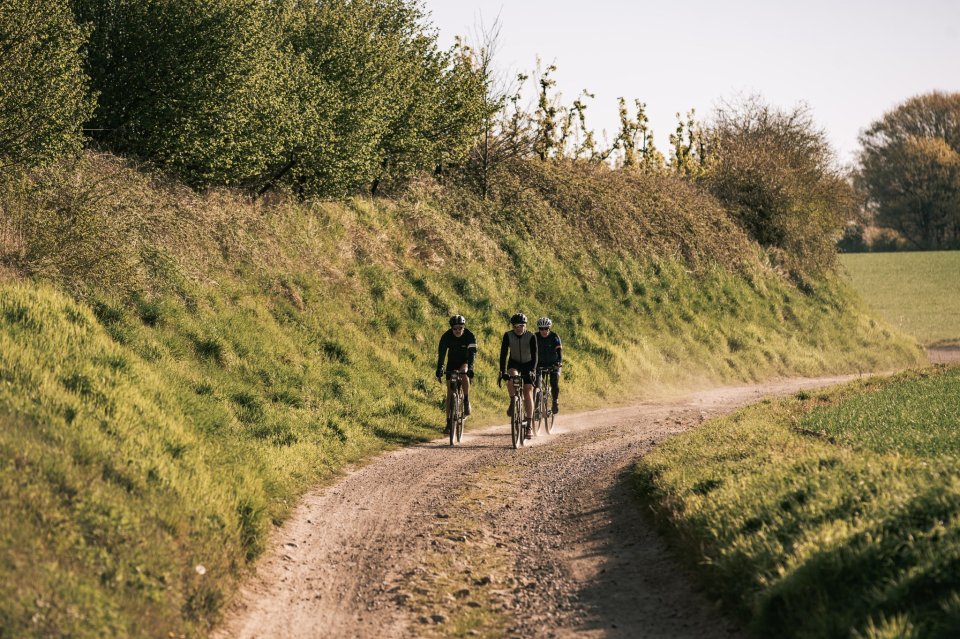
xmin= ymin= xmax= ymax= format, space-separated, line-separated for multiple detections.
xmin=437 ymin=328 xmax=478 ymax=370
xmin=535 ymin=331 xmax=562 ymax=366
xmin=499 ymin=329 xmax=538 ymax=371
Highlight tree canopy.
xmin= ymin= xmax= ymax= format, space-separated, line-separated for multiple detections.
xmin=0 ymin=0 xmax=94 ymax=170
xmin=857 ymin=91 xmax=960 ymax=250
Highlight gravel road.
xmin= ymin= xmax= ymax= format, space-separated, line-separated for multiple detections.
xmin=213 ymin=375 xmax=858 ymax=639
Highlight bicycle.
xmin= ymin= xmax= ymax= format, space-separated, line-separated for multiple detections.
xmin=534 ymin=366 xmax=557 ymax=435
xmin=507 ymin=372 xmax=525 ymax=449
xmin=441 ymin=368 xmax=466 ymax=445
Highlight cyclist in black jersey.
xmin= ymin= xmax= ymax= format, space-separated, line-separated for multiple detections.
xmin=535 ymin=317 xmax=562 ymax=414
xmin=436 ymin=314 xmax=477 ymax=433
xmin=498 ymin=312 xmax=537 ymax=439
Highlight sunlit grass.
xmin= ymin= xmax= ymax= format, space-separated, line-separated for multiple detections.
xmin=840 ymin=251 xmax=960 ymax=346
xmin=636 ymin=365 xmax=960 ymax=639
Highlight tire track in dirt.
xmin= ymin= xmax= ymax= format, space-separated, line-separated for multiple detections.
xmin=213 ymin=375 xmax=857 ymax=639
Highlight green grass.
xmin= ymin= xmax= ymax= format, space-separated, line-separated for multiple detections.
xmin=840 ymin=252 xmax=960 ymax=346
xmin=0 ymin=154 xmax=927 ymax=637
xmin=636 ymin=365 xmax=960 ymax=639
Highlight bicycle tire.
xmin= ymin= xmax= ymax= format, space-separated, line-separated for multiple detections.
xmin=455 ymin=389 xmax=465 ymax=443
xmin=511 ymin=396 xmax=523 ymax=449
xmin=544 ymin=378 xmax=556 ymax=434
xmin=532 ymin=384 xmax=543 ymax=436
xmin=449 ymin=389 xmax=460 ymax=446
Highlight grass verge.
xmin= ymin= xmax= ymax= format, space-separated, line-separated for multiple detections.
xmin=635 ymin=364 xmax=960 ymax=639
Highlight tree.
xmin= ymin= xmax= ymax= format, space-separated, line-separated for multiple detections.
xmin=702 ymin=95 xmax=854 ymax=276
xmin=857 ymin=91 xmax=960 ymax=250
xmin=73 ymin=0 xmax=294 ymax=186
xmin=0 ymin=0 xmax=94 ymax=170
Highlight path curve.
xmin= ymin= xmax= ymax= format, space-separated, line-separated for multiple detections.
xmin=214 ymin=375 xmax=858 ymax=639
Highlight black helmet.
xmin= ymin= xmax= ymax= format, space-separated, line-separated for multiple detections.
xmin=510 ymin=313 xmax=527 ymax=326
xmin=537 ymin=317 xmax=552 ymax=329
xmin=449 ymin=314 xmax=466 ymax=327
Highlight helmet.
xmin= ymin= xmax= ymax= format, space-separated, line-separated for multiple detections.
xmin=537 ymin=317 xmax=552 ymax=329
xmin=449 ymin=314 xmax=466 ymax=327
xmin=510 ymin=313 xmax=527 ymax=326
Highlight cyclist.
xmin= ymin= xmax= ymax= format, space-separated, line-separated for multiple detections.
xmin=436 ymin=315 xmax=477 ymax=433
xmin=498 ymin=313 xmax=537 ymax=439
xmin=535 ymin=317 xmax=563 ymax=414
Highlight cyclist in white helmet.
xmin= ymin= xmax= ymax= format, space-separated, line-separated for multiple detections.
xmin=535 ymin=317 xmax=563 ymax=414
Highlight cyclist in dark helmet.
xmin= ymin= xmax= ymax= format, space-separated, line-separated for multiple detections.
xmin=535 ymin=317 xmax=562 ymax=414
xmin=498 ymin=312 xmax=537 ymax=439
xmin=436 ymin=314 xmax=477 ymax=433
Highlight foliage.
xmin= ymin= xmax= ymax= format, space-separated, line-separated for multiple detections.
xmin=857 ymin=92 xmax=960 ymax=250
xmin=73 ymin=0 xmax=293 ymax=186
xmin=0 ymin=0 xmax=94 ymax=169
xmin=839 ymin=251 xmax=960 ymax=346
xmin=636 ymin=366 xmax=960 ymax=639
xmin=701 ymin=95 xmax=855 ymax=278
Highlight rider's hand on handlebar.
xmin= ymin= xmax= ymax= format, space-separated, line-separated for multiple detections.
xmin=435 ymin=367 xmax=444 ymax=381
xmin=497 ymin=370 xmax=504 ymax=388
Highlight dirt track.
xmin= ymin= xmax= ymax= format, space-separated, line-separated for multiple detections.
xmin=213 ymin=374 xmax=866 ymax=639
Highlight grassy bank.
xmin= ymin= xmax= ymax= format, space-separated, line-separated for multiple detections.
xmin=0 ymin=153 xmax=923 ymax=637
xmin=839 ymin=252 xmax=960 ymax=346
xmin=636 ymin=365 xmax=960 ymax=639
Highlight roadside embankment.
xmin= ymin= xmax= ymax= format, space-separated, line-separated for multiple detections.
xmin=0 ymin=154 xmax=924 ymax=637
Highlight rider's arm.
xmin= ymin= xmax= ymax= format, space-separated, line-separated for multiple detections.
xmin=465 ymin=330 xmax=478 ymax=368
xmin=499 ymin=332 xmax=509 ymax=372
xmin=529 ymin=330 xmax=538 ymax=370
xmin=437 ymin=332 xmax=449 ymax=371
xmin=555 ymin=334 xmax=562 ymax=365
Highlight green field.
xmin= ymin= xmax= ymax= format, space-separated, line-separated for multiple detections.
xmin=636 ymin=365 xmax=960 ymax=639
xmin=840 ymin=252 xmax=960 ymax=346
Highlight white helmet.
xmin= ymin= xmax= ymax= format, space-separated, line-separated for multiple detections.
xmin=537 ymin=317 xmax=552 ymax=329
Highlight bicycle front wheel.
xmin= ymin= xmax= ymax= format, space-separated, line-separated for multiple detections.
xmin=455 ymin=392 xmax=465 ymax=443
xmin=532 ymin=385 xmax=543 ymax=436
xmin=511 ymin=398 xmax=523 ymax=449
xmin=544 ymin=381 xmax=556 ymax=434
xmin=450 ymin=392 xmax=460 ymax=446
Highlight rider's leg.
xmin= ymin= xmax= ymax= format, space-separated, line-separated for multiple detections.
xmin=522 ymin=383 xmax=534 ymax=420
xmin=459 ymin=364 xmax=471 ymax=415
xmin=506 ymin=368 xmax=518 ymax=416
xmin=550 ymin=371 xmax=560 ymax=412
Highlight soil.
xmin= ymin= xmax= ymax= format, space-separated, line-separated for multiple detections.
xmin=927 ymin=346 xmax=960 ymax=364
xmin=212 ymin=374 xmax=861 ymax=639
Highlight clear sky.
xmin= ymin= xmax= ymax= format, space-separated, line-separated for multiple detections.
xmin=423 ymin=0 xmax=960 ymax=163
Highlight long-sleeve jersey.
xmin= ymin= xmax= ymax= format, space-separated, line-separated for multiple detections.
xmin=535 ymin=331 xmax=562 ymax=366
xmin=499 ymin=329 xmax=537 ymax=371
xmin=437 ymin=328 xmax=478 ymax=369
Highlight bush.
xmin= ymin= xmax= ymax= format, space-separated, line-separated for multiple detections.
xmin=702 ymin=95 xmax=855 ymax=278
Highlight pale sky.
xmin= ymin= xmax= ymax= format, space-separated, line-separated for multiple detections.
xmin=424 ymin=0 xmax=960 ymax=163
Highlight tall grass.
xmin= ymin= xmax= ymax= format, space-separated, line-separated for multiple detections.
xmin=636 ymin=366 xmax=960 ymax=639
xmin=0 ymin=152 xmax=925 ymax=636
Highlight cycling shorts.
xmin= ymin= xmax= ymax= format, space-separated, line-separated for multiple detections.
xmin=507 ymin=359 xmax=535 ymax=385
xmin=447 ymin=362 xmax=474 ymax=379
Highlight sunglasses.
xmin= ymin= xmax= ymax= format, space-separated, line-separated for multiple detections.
xmin=513 ymin=324 xmax=526 ymax=328
xmin=539 ymin=327 xmax=550 ymax=331
xmin=452 ymin=325 xmax=465 ymax=330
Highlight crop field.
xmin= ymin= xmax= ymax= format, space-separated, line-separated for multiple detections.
xmin=636 ymin=364 xmax=960 ymax=638
xmin=840 ymin=251 xmax=960 ymax=346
